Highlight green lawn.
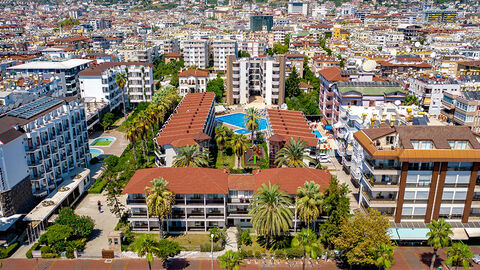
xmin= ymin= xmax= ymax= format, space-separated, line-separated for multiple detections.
xmin=240 ymin=235 xmax=267 ymax=254
xmin=91 ymin=140 xmax=112 ymax=146
xmin=129 ymin=233 xmax=211 ymax=251
xmin=216 ymin=151 xmax=235 ymax=169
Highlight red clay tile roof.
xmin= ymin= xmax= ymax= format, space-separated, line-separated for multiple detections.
xmin=318 ymin=67 xmax=348 ymax=82
xmin=178 ymin=69 xmax=208 ymax=77
xmin=123 ymin=168 xmax=331 ymax=195
xmin=78 ymin=62 xmax=153 ymax=76
xmin=165 ymin=52 xmax=182 ymax=58
xmin=267 ymin=109 xmax=318 ymax=147
xmin=155 ymin=92 xmax=215 ymax=147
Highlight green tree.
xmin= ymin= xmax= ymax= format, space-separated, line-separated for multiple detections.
xmin=55 ymin=208 xmax=94 ymax=239
xmin=320 ymin=176 xmax=350 ymax=249
xmin=135 ymin=116 xmax=149 ymax=159
xmin=170 ymin=72 xmax=179 ymax=87
xmin=102 ymin=112 xmax=116 ymax=130
xmin=370 ymin=242 xmax=396 ymax=270
xmin=155 ymin=239 xmax=182 ymax=266
xmin=145 ymin=178 xmax=175 ymax=239
xmin=285 ymin=67 xmax=301 ymax=98
xmin=231 ymin=134 xmax=248 ymax=169
xmin=238 ymin=50 xmax=250 ymax=58
xmin=249 ymin=182 xmax=293 ymax=248
xmin=218 ymin=250 xmax=245 ymax=270
xmin=115 ymin=73 xmax=128 ymax=120
xmin=292 ymin=228 xmax=320 ymax=270
xmin=296 ymin=181 xmax=323 ymax=229
xmin=238 ymin=230 xmax=252 ymax=249
xmin=275 ymin=138 xmax=315 ymax=168
xmin=427 ymin=218 xmax=453 ymax=270
xmin=284 ymin=34 xmax=290 ymax=48
xmin=135 ymin=235 xmax=158 ymax=270
xmin=172 ymin=145 xmax=209 ymax=167
xmin=44 ymin=224 xmax=73 ymax=246
xmin=206 ymin=76 xmax=225 ymax=102
xmin=215 ymin=125 xmax=231 ymax=151
xmin=244 ymin=107 xmax=260 ymax=144
xmin=402 ymin=94 xmax=419 ymax=106
xmin=272 ymin=43 xmax=289 ymax=54
xmin=445 ymin=242 xmax=473 ymax=270
xmin=334 ymin=209 xmax=392 ymax=267
xmin=125 ymin=121 xmax=139 ymax=162
xmin=209 ymin=227 xmax=227 ymax=244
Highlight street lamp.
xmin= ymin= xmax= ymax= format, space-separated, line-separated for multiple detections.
xmin=210 ymin=233 xmax=214 ymax=270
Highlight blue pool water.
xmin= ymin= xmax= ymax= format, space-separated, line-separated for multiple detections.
xmin=90 ymin=148 xmax=104 ymax=158
xmin=216 ymin=113 xmax=268 ymax=131
xmin=235 ymin=129 xmax=251 ymax=135
xmin=314 ymin=130 xmax=322 ymax=138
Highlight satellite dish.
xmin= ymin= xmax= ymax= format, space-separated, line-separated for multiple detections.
xmin=415 ymin=42 xmax=420 ymax=47
xmin=362 ymin=60 xmax=377 ymax=72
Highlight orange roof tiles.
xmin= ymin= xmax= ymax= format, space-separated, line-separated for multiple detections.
xmin=267 ymin=109 xmax=318 ymax=147
xmin=178 ymin=69 xmax=208 ymax=77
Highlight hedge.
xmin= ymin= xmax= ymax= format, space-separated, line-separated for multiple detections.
xmin=200 ymin=243 xmax=223 ymax=252
xmin=88 ymin=179 xmax=108 ymax=194
xmin=26 ymin=242 xmax=40 ymax=259
xmin=0 ymin=242 xmax=19 ymax=258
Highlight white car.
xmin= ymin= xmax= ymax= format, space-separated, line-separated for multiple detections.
xmin=473 ymin=254 xmax=480 ymax=264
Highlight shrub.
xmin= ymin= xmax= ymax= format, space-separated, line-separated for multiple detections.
xmin=26 ymin=242 xmax=40 ymax=259
xmin=41 ymin=253 xmax=58 ymax=259
xmin=89 ymin=157 xmax=99 ymax=165
xmin=56 ymin=208 xmax=94 ymax=239
xmin=0 ymin=242 xmax=19 ymax=258
xmin=40 ymin=246 xmax=51 ymax=254
xmin=274 ymin=249 xmax=286 ymax=259
xmin=88 ymin=179 xmax=108 ymax=194
xmin=285 ymin=247 xmax=303 ymax=258
xmin=66 ymin=247 xmax=75 ymax=259
xmin=254 ymin=251 xmax=262 ymax=258
xmin=200 ymin=243 xmax=223 ymax=252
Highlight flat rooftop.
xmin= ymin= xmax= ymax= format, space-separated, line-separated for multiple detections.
xmin=8 ymin=59 xmax=92 ymax=70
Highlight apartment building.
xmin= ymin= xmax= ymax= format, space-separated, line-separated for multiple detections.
xmin=408 ymin=76 xmax=460 ymax=116
xmin=178 ymin=69 xmax=209 ymax=97
xmin=0 ymin=96 xmax=90 ymax=217
xmin=441 ymin=91 xmax=480 ymax=134
xmin=212 ymin=40 xmax=237 ymax=72
xmin=183 ymin=40 xmax=210 ymax=69
xmin=265 ymin=109 xmax=319 ymax=167
xmin=250 ymin=15 xmax=273 ymax=32
xmin=226 ymin=55 xmax=286 ymax=106
xmin=8 ymin=59 xmax=92 ymax=97
xmin=353 ymin=125 xmax=480 ymax=224
xmin=239 ymin=41 xmax=266 ymax=57
xmin=116 ymin=44 xmax=160 ymax=63
xmin=288 ymin=1 xmax=309 ymax=16
xmin=154 ymin=92 xmax=215 ymax=167
xmin=79 ymin=62 xmax=154 ymax=108
xmin=318 ymin=67 xmax=405 ymax=124
xmin=123 ymin=167 xmax=330 ymax=232
xmin=159 ymin=38 xmax=181 ymax=54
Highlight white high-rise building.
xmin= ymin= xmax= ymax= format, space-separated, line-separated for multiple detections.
xmin=212 ymin=40 xmax=238 ymax=71
xmin=0 ymin=96 xmax=90 ymax=217
xmin=288 ymin=1 xmax=309 ymax=16
xmin=183 ymin=40 xmax=210 ymax=69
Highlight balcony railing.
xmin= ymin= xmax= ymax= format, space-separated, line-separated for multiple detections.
xmin=127 ymin=198 xmax=146 ymax=204
xmin=186 ymin=199 xmax=204 ymax=205
xmin=206 ymin=199 xmax=224 ymax=204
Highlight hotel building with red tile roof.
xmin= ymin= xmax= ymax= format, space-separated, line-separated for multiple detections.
xmin=123 ymin=167 xmax=331 ymax=232
xmin=154 ymin=92 xmax=215 ymax=167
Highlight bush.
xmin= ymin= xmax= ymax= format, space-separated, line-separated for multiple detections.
xmin=40 ymin=246 xmax=51 ymax=254
xmin=89 ymin=157 xmax=99 ymax=165
xmin=285 ymin=247 xmax=303 ymax=258
xmin=41 ymin=253 xmax=58 ymax=259
xmin=274 ymin=249 xmax=286 ymax=259
xmin=88 ymin=178 xmax=108 ymax=194
xmin=254 ymin=251 xmax=262 ymax=258
xmin=0 ymin=242 xmax=19 ymax=258
xmin=26 ymin=242 xmax=40 ymax=258
xmin=200 ymin=243 xmax=223 ymax=252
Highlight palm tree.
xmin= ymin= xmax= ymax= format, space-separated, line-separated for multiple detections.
xmin=445 ymin=242 xmax=473 ymax=270
xmin=249 ymin=182 xmax=293 ymax=248
xmin=218 ymin=250 xmax=245 ymax=270
xmin=115 ymin=72 xmax=128 ymax=120
xmin=125 ymin=121 xmax=139 ymax=162
xmin=172 ymin=145 xmax=209 ymax=167
xmin=151 ymin=103 xmax=166 ymax=128
xmin=244 ymin=107 xmax=260 ymax=144
xmin=145 ymin=178 xmax=175 ymax=239
xmin=291 ymin=228 xmax=319 ymax=270
xmin=296 ymin=181 xmax=323 ymax=229
xmin=370 ymin=242 xmax=395 ymax=270
xmin=215 ymin=125 xmax=231 ymax=152
xmin=135 ymin=234 xmax=159 ymax=270
xmin=141 ymin=66 xmax=147 ymax=101
xmin=135 ymin=116 xmax=149 ymax=159
xmin=427 ymin=218 xmax=453 ymax=270
xmin=275 ymin=138 xmax=315 ymax=168
xmin=231 ymin=134 xmax=248 ymax=169
xmin=143 ymin=107 xmax=157 ymax=139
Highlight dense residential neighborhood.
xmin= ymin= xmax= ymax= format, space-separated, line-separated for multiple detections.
xmin=1 ymin=0 xmax=480 ymax=269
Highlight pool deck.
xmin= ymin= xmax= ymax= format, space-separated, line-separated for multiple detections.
xmin=88 ymin=129 xmax=129 ymax=157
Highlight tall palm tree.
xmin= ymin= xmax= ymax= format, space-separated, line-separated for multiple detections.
xmin=427 ymin=218 xmax=453 ymax=270
xmin=172 ymin=145 xmax=209 ymax=167
xmin=249 ymin=182 xmax=293 ymax=248
xmin=275 ymin=138 xmax=315 ymax=168
xmin=135 ymin=234 xmax=159 ymax=270
xmin=144 ymin=107 xmax=157 ymax=139
xmin=151 ymin=103 xmax=166 ymax=128
xmin=218 ymin=250 xmax=245 ymax=270
xmin=215 ymin=125 xmax=231 ymax=152
xmin=135 ymin=116 xmax=149 ymax=159
xmin=115 ymin=72 xmax=128 ymax=120
xmin=231 ymin=134 xmax=248 ymax=169
xmin=370 ymin=242 xmax=395 ymax=270
xmin=244 ymin=107 xmax=260 ymax=144
xmin=125 ymin=121 xmax=139 ymax=162
xmin=445 ymin=242 xmax=473 ymax=270
xmin=145 ymin=178 xmax=175 ymax=239
xmin=141 ymin=66 xmax=147 ymax=101
xmin=291 ymin=228 xmax=319 ymax=270
xmin=296 ymin=181 xmax=323 ymax=229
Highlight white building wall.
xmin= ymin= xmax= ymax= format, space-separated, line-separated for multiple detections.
xmin=0 ymin=136 xmax=29 ymax=191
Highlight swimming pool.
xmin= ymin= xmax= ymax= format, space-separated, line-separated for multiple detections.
xmin=90 ymin=137 xmax=116 ymax=147
xmin=90 ymin=148 xmax=104 ymax=158
xmin=216 ymin=113 xmax=268 ymax=131
xmin=314 ymin=130 xmax=322 ymax=139
xmin=235 ymin=129 xmax=251 ymax=135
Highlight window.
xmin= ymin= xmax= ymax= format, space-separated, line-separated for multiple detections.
xmin=454 ymin=191 xmax=467 ymax=200
xmin=402 ymin=207 xmax=413 ymax=215
xmin=457 ymin=141 xmax=467 ymax=149
xmin=443 ymin=191 xmax=454 ymax=200
xmin=386 ymin=136 xmax=394 ymax=145
xmin=421 ymin=141 xmax=433 ymax=149
xmin=416 ymin=191 xmax=429 ymax=200
xmin=404 ymin=191 xmax=415 ymax=199
xmin=411 ymin=141 xmax=419 ymax=149
xmin=413 ymin=207 xmax=426 ymax=215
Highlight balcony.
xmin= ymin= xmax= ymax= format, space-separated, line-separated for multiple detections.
xmin=229 ymin=209 xmax=249 ymax=216
xmin=207 ymin=210 xmax=224 ymax=218
xmin=130 ymin=212 xmax=148 ymax=217
xmin=361 ymin=190 xmax=397 ymax=207
xmin=229 ymin=198 xmax=251 ymax=204
xmin=127 ymin=198 xmax=146 ymax=205
xmin=186 ymin=199 xmax=204 ymax=205
xmin=206 ymin=198 xmax=224 ymax=205
xmin=187 ymin=211 xmax=205 ymax=218
xmin=33 ymin=189 xmax=48 ymax=197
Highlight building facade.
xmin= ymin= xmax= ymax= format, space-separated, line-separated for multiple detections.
xmin=183 ymin=40 xmax=210 ymax=69
xmin=178 ymin=69 xmax=209 ymax=97
xmin=226 ymin=55 xmax=285 ymax=106
xmin=250 ymin=15 xmax=273 ymax=32
xmin=212 ymin=40 xmax=238 ymax=72
xmin=441 ymin=91 xmax=480 ymax=134
xmin=408 ymin=76 xmax=460 ymax=116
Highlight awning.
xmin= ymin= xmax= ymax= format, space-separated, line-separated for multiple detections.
xmin=423 ymin=97 xmax=431 ymax=105
xmin=452 ymin=228 xmax=468 ymax=240
xmin=466 ymin=228 xmax=480 ymax=238
xmin=389 ymin=228 xmax=429 ymax=241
